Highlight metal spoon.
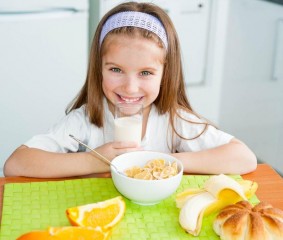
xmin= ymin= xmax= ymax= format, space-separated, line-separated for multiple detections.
xmin=69 ymin=134 xmax=125 ymax=176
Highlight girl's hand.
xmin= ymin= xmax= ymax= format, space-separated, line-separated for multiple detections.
xmin=94 ymin=141 xmax=143 ymax=161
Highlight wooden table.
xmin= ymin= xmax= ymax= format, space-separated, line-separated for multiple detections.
xmin=0 ymin=164 xmax=282 ymax=222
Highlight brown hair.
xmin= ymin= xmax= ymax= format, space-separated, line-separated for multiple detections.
xmin=66 ymin=2 xmax=208 ymax=141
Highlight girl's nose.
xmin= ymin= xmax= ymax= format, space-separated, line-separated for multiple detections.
xmin=123 ymin=75 xmax=139 ymax=93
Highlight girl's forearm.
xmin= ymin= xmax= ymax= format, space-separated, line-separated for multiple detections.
xmin=173 ymin=139 xmax=257 ymax=175
xmin=4 ymin=146 xmax=110 ymax=178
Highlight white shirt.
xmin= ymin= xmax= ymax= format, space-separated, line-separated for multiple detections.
xmin=25 ymin=102 xmax=233 ymax=153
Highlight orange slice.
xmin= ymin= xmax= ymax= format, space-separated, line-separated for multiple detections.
xmin=66 ymin=196 xmax=125 ymax=230
xmin=17 ymin=226 xmax=110 ymax=240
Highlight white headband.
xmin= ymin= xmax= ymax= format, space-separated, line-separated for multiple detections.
xmin=99 ymin=11 xmax=168 ymax=49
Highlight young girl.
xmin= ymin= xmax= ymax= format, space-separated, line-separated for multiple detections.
xmin=4 ymin=2 xmax=257 ymax=178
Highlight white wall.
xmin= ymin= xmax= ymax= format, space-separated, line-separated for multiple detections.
xmin=217 ymin=0 xmax=283 ymax=174
xmin=0 ymin=1 xmax=89 ymax=176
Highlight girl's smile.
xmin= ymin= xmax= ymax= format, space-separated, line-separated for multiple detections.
xmin=101 ymin=34 xmax=165 ymax=115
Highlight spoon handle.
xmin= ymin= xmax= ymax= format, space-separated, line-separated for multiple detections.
xmin=69 ymin=134 xmax=117 ymax=170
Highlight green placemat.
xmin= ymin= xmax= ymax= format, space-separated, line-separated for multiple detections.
xmin=0 ymin=175 xmax=259 ymax=240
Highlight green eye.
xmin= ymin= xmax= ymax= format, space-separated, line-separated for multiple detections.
xmin=141 ymin=71 xmax=151 ymax=76
xmin=111 ymin=68 xmax=121 ymax=73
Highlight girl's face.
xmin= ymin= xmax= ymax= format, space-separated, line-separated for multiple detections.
xmin=102 ymin=34 xmax=165 ymax=115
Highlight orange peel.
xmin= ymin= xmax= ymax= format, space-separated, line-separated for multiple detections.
xmin=17 ymin=226 xmax=110 ymax=240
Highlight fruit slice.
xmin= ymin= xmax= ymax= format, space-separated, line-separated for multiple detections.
xmin=17 ymin=226 xmax=110 ymax=240
xmin=17 ymin=230 xmax=52 ymax=240
xmin=66 ymin=196 xmax=125 ymax=230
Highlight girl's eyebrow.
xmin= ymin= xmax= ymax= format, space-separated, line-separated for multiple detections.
xmin=103 ymin=62 xmax=123 ymax=68
xmin=141 ymin=67 xmax=158 ymax=71
xmin=104 ymin=62 xmax=118 ymax=66
xmin=103 ymin=62 xmax=159 ymax=71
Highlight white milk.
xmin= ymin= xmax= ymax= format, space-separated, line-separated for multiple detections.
xmin=114 ymin=116 xmax=142 ymax=145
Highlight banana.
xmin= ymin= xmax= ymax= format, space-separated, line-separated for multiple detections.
xmin=176 ymin=188 xmax=206 ymax=208
xmin=179 ymin=192 xmax=215 ymax=236
xmin=237 ymin=179 xmax=258 ymax=199
xmin=177 ymin=174 xmax=258 ymax=236
xmin=204 ymin=174 xmax=247 ymax=199
xmin=176 ymin=176 xmax=257 ymax=208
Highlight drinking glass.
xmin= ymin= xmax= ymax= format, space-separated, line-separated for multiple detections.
xmin=114 ymin=103 xmax=143 ymax=145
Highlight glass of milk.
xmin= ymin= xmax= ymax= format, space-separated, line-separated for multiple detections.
xmin=114 ymin=103 xmax=143 ymax=145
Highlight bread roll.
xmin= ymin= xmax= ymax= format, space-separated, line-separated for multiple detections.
xmin=213 ymin=201 xmax=283 ymax=240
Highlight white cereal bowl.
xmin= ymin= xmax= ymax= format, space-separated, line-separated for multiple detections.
xmin=110 ymin=151 xmax=183 ymax=205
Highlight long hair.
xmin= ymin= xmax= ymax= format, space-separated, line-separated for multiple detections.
xmin=66 ymin=2 xmax=208 ymax=141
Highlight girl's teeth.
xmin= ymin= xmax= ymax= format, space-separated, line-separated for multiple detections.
xmin=120 ymin=96 xmax=141 ymax=102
